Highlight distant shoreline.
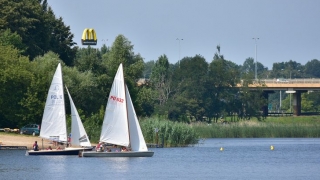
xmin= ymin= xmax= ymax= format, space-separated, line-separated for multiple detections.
xmin=0 ymin=132 xmax=47 ymax=149
xmin=0 ymin=132 xmax=97 ymax=150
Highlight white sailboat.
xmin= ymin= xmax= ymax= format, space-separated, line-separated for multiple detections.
xmin=82 ymin=63 xmax=154 ymax=157
xmin=66 ymin=86 xmax=92 ymax=148
xmin=27 ymin=63 xmax=92 ymax=155
xmin=40 ymin=63 xmax=67 ymax=143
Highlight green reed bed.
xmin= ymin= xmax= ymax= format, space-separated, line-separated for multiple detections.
xmin=85 ymin=115 xmax=320 ymax=145
xmin=140 ymin=117 xmax=199 ymax=147
xmin=265 ymin=116 xmax=320 ymax=124
xmin=192 ymin=121 xmax=320 ymax=138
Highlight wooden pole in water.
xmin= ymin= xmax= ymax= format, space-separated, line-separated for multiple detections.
xmin=156 ymin=132 xmax=158 ymax=146
xmin=155 ymin=128 xmax=159 ymax=146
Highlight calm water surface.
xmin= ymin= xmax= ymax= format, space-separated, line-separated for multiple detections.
xmin=1 ymin=138 xmax=320 ymax=180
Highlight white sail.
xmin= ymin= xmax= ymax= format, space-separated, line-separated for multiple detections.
xmin=40 ymin=63 xmax=67 ymax=142
xmin=81 ymin=63 xmax=153 ymax=157
xmin=66 ymin=87 xmax=92 ymax=147
xmin=100 ymin=64 xmax=130 ymax=146
xmin=126 ymin=86 xmax=148 ymax=151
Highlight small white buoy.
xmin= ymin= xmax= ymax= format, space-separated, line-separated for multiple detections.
xmin=220 ymin=147 xmax=224 ymax=151
xmin=270 ymin=145 xmax=274 ymax=151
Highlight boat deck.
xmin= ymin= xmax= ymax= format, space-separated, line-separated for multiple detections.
xmin=82 ymin=151 xmax=154 ymax=157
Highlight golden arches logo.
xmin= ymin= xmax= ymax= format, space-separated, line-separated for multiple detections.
xmin=81 ymin=28 xmax=97 ymax=45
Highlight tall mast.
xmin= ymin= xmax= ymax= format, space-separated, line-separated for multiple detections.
xmin=60 ymin=63 xmax=68 ymax=144
xmin=122 ymin=63 xmax=131 ymax=148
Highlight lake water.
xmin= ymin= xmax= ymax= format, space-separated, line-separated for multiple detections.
xmin=1 ymin=138 xmax=320 ymax=180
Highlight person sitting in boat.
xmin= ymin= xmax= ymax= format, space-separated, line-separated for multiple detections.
xmin=56 ymin=146 xmax=61 ymax=150
xmin=112 ymin=145 xmax=120 ymax=152
xmin=46 ymin=146 xmax=52 ymax=150
xmin=121 ymin=146 xmax=128 ymax=152
xmin=67 ymin=133 xmax=71 ymax=147
xmin=33 ymin=141 xmax=39 ymax=151
xmin=52 ymin=139 xmax=58 ymax=146
xmin=106 ymin=148 xmax=111 ymax=152
xmin=96 ymin=142 xmax=104 ymax=152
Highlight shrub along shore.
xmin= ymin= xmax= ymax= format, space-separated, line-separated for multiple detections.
xmin=3 ymin=116 xmax=317 ymax=148
xmin=140 ymin=116 xmax=320 ymax=147
xmin=191 ymin=116 xmax=320 ymax=138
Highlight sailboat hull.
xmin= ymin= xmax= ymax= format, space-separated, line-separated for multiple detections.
xmin=81 ymin=151 xmax=154 ymax=157
xmin=26 ymin=147 xmax=93 ymax=156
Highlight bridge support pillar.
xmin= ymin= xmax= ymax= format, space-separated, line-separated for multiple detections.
xmin=262 ymin=92 xmax=269 ymax=116
xmin=292 ymin=91 xmax=302 ymax=116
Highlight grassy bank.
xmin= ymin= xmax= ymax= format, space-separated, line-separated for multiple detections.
xmin=2 ymin=116 xmax=318 ymax=149
xmin=140 ymin=117 xmax=199 ymax=147
xmin=192 ymin=116 xmax=320 ymax=138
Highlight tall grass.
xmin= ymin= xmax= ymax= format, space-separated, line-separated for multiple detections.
xmin=140 ymin=117 xmax=199 ymax=147
xmin=85 ymin=115 xmax=320 ymax=146
xmin=83 ymin=114 xmax=199 ymax=147
xmin=193 ymin=117 xmax=320 ymax=138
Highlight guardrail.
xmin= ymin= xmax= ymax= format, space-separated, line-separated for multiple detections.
xmin=257 ymin=78 xmax=320 ymax=84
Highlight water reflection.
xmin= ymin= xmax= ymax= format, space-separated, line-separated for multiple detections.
xmin=103 ymin=158 xmax=130 ymax=172
xmin=1 ymin=138 xmax=320 ymax=179
xmin=39 ymin=156 xmax=67 ymax=174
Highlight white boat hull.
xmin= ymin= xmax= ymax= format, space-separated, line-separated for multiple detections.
xmin=81 ymin=151 xmax=154 ymax=157
xmin=26 ymin=147 xmax=93 ymax=156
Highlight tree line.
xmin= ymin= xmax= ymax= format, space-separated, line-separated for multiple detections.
xmin=1 ymin=0 xmax=320 ymax=129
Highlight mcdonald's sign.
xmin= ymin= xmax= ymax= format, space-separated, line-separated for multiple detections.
xmin=81 ymin=28 xmax=97 ymax=45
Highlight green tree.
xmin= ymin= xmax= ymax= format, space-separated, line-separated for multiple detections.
xmin=0 ymin=45 xmax=33 ymax=127
xmin=304 ymin=59 xmax=320 ymax=78
xmin=150 ymin=55 xmax=170 ymax=106
xmin=0 ymin=0 xmax=76 ymax=64
xmin=0 ymin=0 xmax=48 ymax=59
xmin=241 ymin=57 xmax=255 ymax=74
xmin=207 ymin=58 xmax=240 ymax=121
xmin=143 ymin=60 xmax=155 ymax=79
xmin=19 ymin=51 xmax=103 ymax=125
xmin=136 ymin=86 xmax=154 ymax=116
xmin=0 ymin=29 xmax=26 ymax=53
xmin=241 ymin=57 xmax=268 ymax=79
xmin=74 ymin=46 xmax=111 ymax=114
xmin=102 ymin=34 xmax=144 ymax=115
xmin=63 ymin=64 xmax=101 ymax=116
xmin=19 ymin=52 xmax=62 ymax=125
xmin=170 ymin=55 xmax=208 ymax=121
xmin=100 ymin=44 xmax=109 ymax=55
xmin=49 ymin=16 xmax=77 ymax=66
xmin=272 ymin=60 xmax=304 ymax=79
xmin=74 ymin=47 xmax=103 ymax=74
xmin=301 ymin=92 xmax=320 ymax=112
xmin=103 ymin=35 xmax=144 ymax=81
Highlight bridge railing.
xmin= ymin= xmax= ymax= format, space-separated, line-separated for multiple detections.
xmin=256 ymin=79 xmax=320 ymax=84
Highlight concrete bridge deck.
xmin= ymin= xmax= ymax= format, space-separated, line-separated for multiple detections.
xmin=241 ymin=78 xmax=320 ymax=116
xmin=258 ymin=78 xmax=320 ymax=90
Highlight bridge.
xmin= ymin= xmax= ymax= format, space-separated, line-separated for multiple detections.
xmin=244 ymin=78 xmax=320 ymax=116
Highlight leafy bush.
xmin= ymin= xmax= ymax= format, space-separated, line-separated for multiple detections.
xmin=140 ymin=117 xmax=199 ymax=147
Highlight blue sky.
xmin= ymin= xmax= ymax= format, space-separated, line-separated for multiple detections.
xmin=47 ymin=0 xmax=320 ymax=69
